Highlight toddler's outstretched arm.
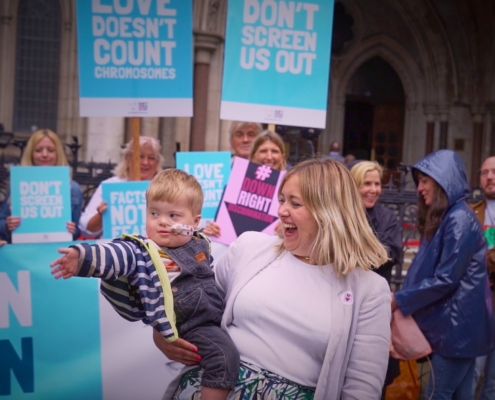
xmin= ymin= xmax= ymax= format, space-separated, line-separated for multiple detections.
xmin=50 ymin=248 xmax=80 ymax=279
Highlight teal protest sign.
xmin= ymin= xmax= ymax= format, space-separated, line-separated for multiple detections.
xmin=221 ymin=0 xmax=334 ymax=128
xmin=0 ymin=242 xmax=173 ymax=399
xmin=176 ymin=151 xmax=232 ymax=221
xmin=10 ymin=166 xmax=72 ymax=244
xmin=101 ymin=180 xmax=150 ymax=239
xmin=76 ymin=0 xmax=193 ymax=117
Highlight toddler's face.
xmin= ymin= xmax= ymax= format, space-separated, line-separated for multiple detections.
xmin=146 ymin=198 xmax=200 ymax=248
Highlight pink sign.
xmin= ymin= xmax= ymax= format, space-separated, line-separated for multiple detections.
xmin=212 ymin=157 xmax=286 ymax=245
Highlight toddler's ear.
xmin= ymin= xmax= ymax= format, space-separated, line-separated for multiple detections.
xmin=193 ymin=215 xmax=201 ymax=228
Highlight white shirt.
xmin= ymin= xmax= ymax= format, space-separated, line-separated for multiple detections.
xmin=227 ymin=250 xmax=334 ymax=387
xmin=78 ymin=176 xmax=126 ymax=237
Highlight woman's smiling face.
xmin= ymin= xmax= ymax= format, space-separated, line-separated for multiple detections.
xmin=277 ymin=175 xmax=318 ymax=257
xmin=359 ymin=170 xmax=382 ymax=209
xmin=417 ymin=173 xmax=436 ymax=206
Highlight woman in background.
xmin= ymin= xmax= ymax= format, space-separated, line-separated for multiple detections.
xmin=350 ymin=160 xmax=401 ymax=396
xmin=78 ymin=136 xmax=163 ymax=238
xmin=0 ymin=129 xmax=83 ymax=242
xmin=393 ymin=150 xmax=494 ymax=399
xmin=249 ymin=130 xmax=287 ymax=171
xmin=203 ymin=130 xmax=286 ymax=237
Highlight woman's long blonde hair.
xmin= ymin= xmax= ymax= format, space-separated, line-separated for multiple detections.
xmin=278 ymin=158 xmax=388 ymax=275
xmin=21 ymin=129 xmax=69 ymax=166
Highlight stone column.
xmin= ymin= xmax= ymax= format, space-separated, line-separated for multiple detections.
xmin=470 ymin=107 xmax=485 ymax=187
xmin=86 ymin=117 xmax=125 ymax=163
xmin=0 ymin=12 xmax=15 ymax=130
xmin=489 ymin=104 xmax=495 ymax=156
xmin=423 ymin=105 xmax=436 ymax=154
xmin=158 ymin=117 xmax=177 ymax=167
xmin=438 ymin=106 xmax=450 ymax=149
xmin=189 ymin=32 xmax=222 ymax=151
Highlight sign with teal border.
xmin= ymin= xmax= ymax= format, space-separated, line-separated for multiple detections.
xmin=76 ymin=0 xmax=193 ymax=117
xmin=220 ymin=0 xmax=334 ymax=128
xmin=101 ymin=180 xmax=150 ymax=239
xmin=10 ymin=166 xmax=72 ymax=244
xmin=176 ymin=152 xmax=232 ymax=220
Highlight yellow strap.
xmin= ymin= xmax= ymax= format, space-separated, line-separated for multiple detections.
xmin=122 ymin=234 xmax=178 ymax=342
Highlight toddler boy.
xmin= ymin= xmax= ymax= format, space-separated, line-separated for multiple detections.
xmin=50 ymin=169 xmax=239 ymax=400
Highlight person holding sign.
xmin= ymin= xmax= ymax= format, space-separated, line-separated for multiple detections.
xmin=0 ymin=129 xmax=82 ymax=242
xmin=51 ymin=169 xmax=239 ymax=400
xmin=78 ymin=136 xmax=163 ymax=239
xmin=202 ymin=130 xmax=285 ymax=238
xmin=249 ymin=130 xmax=287 ymax=171
xmin=155 ymin=158 xmax=391 ymax=400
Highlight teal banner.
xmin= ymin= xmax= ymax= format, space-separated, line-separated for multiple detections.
xmin=0 ymin=242 xmax=102 ymax=398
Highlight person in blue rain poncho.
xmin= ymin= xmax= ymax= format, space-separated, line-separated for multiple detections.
xmin=392 ymin=149 xmax=495 ymax=399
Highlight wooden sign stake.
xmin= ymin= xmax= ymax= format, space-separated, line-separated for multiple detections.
xmin=131 ymin=117 xmax=141 ymax=181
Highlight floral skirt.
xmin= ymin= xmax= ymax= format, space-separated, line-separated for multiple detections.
xmin=172 ymin=361 xmax=315 ymax=399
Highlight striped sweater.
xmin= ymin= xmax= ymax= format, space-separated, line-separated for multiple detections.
xmin=72 ymin=234 xmax=212 ymax=341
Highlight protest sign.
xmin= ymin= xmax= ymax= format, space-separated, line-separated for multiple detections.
xmin=10 ymin=166 xmax=72 ymax=244
xmin=76 ymin=0 xmax=193 ymax=117
xmin=101 ymin=180 xmax=150 ymax=239
xmin=220 ymin=0 xmax=334 ymax=128
xmin=176 ymin=151 xmax=231 ymax=224
xmin=0 ymin=242 xmax=173 ymax=399
xmin=212 ymin=157 xmax=285 ymax=245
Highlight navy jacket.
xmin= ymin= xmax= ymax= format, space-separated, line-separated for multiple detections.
xmin=395 ymin=150 xmax=494 ymax=358
xmin=367 ymin=205 xmax=402 ymax=284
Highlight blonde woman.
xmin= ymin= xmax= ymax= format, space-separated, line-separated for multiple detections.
xmin=350 ymin=161 xmax=402 ymax=395
xmin=249 ymin=130 xmax=287 ymax=171
xmin=0 ymin=129 xmax=82 ymax=242
xmin=154 ymin=158 xmax=391 ymax=400
xmin=78 ymin=136 xmax=163 ymax=238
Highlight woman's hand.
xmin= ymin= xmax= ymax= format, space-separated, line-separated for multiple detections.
xmin=66 ymin=221 xmax=76 ymax=234
xmin=202 ymin=222 xmax=221 ymax=237
xmin=87 ymin=202 xmax=107 ymax=233
xmin=152 ymin=329 xmax=201 ymax=365
xmin=6 ymin=216 xmax=21 ymax=232
xmin=96 ymin=201 xmax=107 ymax=215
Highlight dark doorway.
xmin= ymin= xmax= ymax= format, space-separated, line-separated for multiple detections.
xmin=343 ymin=57 xmax=405 ymax=172
xmin=343 ymin=100 xmax=373 ymax=160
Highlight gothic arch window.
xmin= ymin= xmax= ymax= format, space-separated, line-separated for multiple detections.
xmin=13 ymin=0 xmax=61 ymax=132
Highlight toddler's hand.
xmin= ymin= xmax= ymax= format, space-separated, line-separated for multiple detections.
xmin=50 ymin=248 xmax=80 ymax=279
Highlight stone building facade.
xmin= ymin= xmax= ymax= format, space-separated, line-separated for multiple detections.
xmin=0 ymin=0 xmax=494 ymax=186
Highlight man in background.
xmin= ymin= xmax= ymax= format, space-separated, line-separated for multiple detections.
xmin=471 ymin=156 xmax=495 ymax=400
xmin=229 ymin=121 xmax=262 ymax=159
xmin=326 ymin=140 xmax=345 ymax=163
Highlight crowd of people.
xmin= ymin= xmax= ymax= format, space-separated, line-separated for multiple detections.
xmin=2 ymin=123 xmax=495 ymax=400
